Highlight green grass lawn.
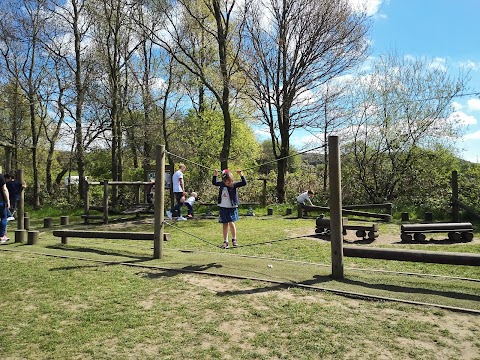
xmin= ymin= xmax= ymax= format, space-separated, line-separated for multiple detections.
xmin=1 ymin=213 xmax=479 ymax=359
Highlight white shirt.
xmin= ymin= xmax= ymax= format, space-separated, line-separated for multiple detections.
xmin=219 ymin=187 xmax=234 ymax=208
xmin=172 ymin=170 xmax=183 ymax=192
xmin=185 ymin=196 xmax=196 ymax=205
xmin=297 ymin=192 xmax=312 ymax=204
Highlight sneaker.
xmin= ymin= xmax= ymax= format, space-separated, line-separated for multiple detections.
xmin=232 ymin=239 xmax=238 ymax=247
xmin=7 ymin=216 xmax=15 ymax=221
xmin=166 ymin=211 xmax=172 ymax=219
xmin=177 ymin=216 xmax=187 ymax=221
xmin=0 ymin=237 xmax=10 ymax=243
xmin=221 ymin=241 xmax=229 ymax=249
xmin=186 ymin=214 xmax=193 ymax=219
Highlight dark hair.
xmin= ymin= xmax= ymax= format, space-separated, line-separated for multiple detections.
xmin=5 ymin=174 xmax=13 ymax=179
xmin=307 ymin=190 xmax=314 ymax=195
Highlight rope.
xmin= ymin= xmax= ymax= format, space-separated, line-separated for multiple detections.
xmin=163 ymin=220 xmax=220 ymax=247
xmin=164 ymin=218 xmax=316 ymax=249
xmin=165 ymin=151 xmax=217 ymax=171
xmin=166 ymin=143 xmax=327 ymax=173
xmin=241 ymin=144 xmax=327 ymax=172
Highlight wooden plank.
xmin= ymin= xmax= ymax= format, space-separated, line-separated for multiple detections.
xmin=401 ymin=222 xmax=473 ymax=232
xmin=53 ymin=230 xmax=154 ymax=240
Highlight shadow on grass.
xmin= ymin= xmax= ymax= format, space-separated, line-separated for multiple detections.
xmin=46 ymin=244 xmax=151 ymax=261
xmin=138 ymin=263 xmax=224 ymax=279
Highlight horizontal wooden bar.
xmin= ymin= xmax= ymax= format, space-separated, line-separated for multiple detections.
xmin=401 ymin=223 xmax=473 ymax=232
xmin=343 ymin=246 xmax=480 ymax=266
xmin=53 ymin=230 xmax=154 ymax=240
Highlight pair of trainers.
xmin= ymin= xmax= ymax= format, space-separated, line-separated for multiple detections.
xmin=7 ymin=216 xmax=15 ymax=221
xmin=221 ymin=239 xmax=238 ymax=249
xmin=0 ymin=236 xmax=10 ymax=243
xmin=166 ymin=211 xmax=172 ymax=220
xmin=177 ymin=216 xmax=187 ymax=221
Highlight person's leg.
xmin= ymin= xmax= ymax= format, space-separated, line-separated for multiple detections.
xmin=229 ymin=222 xmax=236 ymax=239
xmin=0 ymin=202 xmax=8 ymax=240
xmin=173 ymin=193 xmax=184 ymax=216
xmin=223 ymin=223 xmax=229 ymax=241
xmin=185 ymin=203 xmax=193 ymax=216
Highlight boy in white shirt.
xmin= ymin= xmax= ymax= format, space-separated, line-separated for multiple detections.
xmin=297 ymin=190 xmax=314 ymax=206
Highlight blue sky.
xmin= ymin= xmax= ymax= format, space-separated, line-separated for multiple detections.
xmin=286 ymin=0 xmax=480 ymax=162
xmin=363 ymin=0 xmax=480 ymax=162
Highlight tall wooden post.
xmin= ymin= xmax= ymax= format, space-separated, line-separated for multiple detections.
xmin=452 ymin=170 xmax=459 ymax=222
xmin=17 ymin=169 xmax=25 ymax=230
xmin=103 ymin=180 xmax=109 ymax=224
xmin=154 ymin=145 xmax=165 ymax=259
xmin=329 ymin=136 xmax=344 ymax=279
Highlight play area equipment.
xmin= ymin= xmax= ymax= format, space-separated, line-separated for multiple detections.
xmin=53 ymin=229 xmax=170 ymax=244
xmin=400 ymin=222 xmax=474 ymax=242
xmin=315 ymin=216 xmax=379 ymax=240
xmin=83 ymin=180 xmax=154 ymax=224
xmin=298 ymin=203 xmax=392 ymax=221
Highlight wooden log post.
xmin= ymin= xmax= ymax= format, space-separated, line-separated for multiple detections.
xmin=452 ymin=170 xmax=459 ymax=222
xmin=84 ymin=181 xmax=90 ymax=224
xmin=60 ymin=216 xmax=69 ymax=225
xmin=154 ymin=144 xmax=165 ymax=259
xmin=401 ymin=212 xmax=409 ymax=221
xmin=103 ymin=180 xmax=109 ymax=225
xmin=24 ymin=217 xmax=30 ymax=230
xmin=27 ymin=230 xmax=39 ymax=245
xmin=286 ymin=208 xmax=292 ymax=215
xmin=329 ymin=135 xmax=344 ymax=280
xmin=15 ymin=229 xmax=27 ymax=243
xmin=44 ymin=217 xmax=53 ymax=228
xmin=424 ymin=212 xmax=433 ymax=222
xmin=267 ymin=208 xmax=273 ymax=216
xmin=17 ymin=169 xmax=25 ymax=230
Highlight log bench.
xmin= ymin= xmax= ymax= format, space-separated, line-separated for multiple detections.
xmin=315 ymin=216 xmax=379 ymax=240
xmin=53 ymin=229 xmax=170 ymax=245
xmin=400 ymin=222 xmax=474 ymax=242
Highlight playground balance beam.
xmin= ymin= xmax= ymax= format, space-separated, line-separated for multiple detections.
xmin=299 ymin=204 xmax=392 ymax=221
xmin=343 ymin=246 xmax=480 ymax=266
xmin=53 ymin=230 xmax=170 ymax=244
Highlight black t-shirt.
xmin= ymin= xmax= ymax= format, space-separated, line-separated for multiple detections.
xmin=0 ymin=174 xmax=5 ymax=202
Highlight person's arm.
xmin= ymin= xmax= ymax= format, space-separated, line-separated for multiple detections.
xmin=179 ymin=177 xmax=185 ymax=194
xmin=2 ymin=185 xmax=10 ymax=210
xmin=212 ymin=170 xmax=221 ymax=186
xmin=235 ymin=170 xmax=247 ymax=187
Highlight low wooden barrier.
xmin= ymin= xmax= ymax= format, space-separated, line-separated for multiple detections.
xmin=298 ymin=204 xmax=391 ymax=222
xmin=401 ymin=222 xmax=474 ymax=242
xmin=315 ymin=217 xmax=379 ymax=240
xmin=53 ymin=230 xmax=170 ymax=245
xmin=343 ymin=246 xmax=480 ymax=266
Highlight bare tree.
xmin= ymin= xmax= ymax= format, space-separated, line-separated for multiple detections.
xmin=243 ymin=0 xmax=369 ymax=202
xmin=0 ymin=0 xmax=53 ymax=207
xmin=346 ymin=53 xmax=469 ymax=202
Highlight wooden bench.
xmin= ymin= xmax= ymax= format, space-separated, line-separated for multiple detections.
xmin=315 ymin=216 xmax=379 ymax=240
xmin=400 ymin=222 xmax=474 ymax=242
xmin=53 ymin=229 xmax=170 ymax=245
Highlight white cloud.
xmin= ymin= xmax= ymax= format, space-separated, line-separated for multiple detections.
xmin=427 ymin=57 xmax=447 ymax=72
xmin=448 ymin=111 xmax=477 ymax=126
xmin=459 ymin=60 xmax=480 ymax=71
xmin=467 ymin=98 xmax=480 ymax=111
xmin=451 ymin=101 xmax=463 ymax=111
xmin=464 ymin=130 xmax=480 ymax=140
xmin=348 ymin=0 xmax=384 ymax=17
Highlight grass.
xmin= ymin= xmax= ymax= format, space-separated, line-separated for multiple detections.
xmin=1 ymin=210 xmax=480 ymax=359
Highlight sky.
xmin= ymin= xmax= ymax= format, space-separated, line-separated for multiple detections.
xmin=287 ymin=0 xmax=480 ymax=163
xmin=368 ymin=0 xmax=480 ymax=163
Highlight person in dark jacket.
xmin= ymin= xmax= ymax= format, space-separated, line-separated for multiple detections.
xmin=212 ymin=169 xmax=247 ymax=249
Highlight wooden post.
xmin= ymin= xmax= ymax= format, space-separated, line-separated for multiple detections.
xmin=267 ymin=208 xmax=273 ymax=216
xmin=15 ymin=229 xmax=26 ymax=243
xmin=24 ymin=217 xmax=30 ymax=230
xmin=401 ymin=212 xmax=409 ymax=221
xmin=60 ymin=216 xmax=69 ymax=225
xmin=259 ymin=178 xmax=267 ymax=206
xmin=16 ymin=169 xmax=25 ymax=230
xmin=286 ymin=208 xmax=292 ymax=215
xmin=329 ymin=136 xmax=344 ymax=280
xmin=44 ymin=217 xmax=53 ymax=228
xmin=103 ymin=180 xmax=109 ymax=224
xmin=84 ymin=181 xmax=90 ymax=224
xmin=27 ymin=230 xmax=39 ymax=245
xmin=154 ymin=145 xmax=165 ymax=259
xmin=452 ymin=170 xmax=459 ymax=222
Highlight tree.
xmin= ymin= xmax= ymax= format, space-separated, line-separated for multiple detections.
xmin=346 ymin=53 xmax=469 ymax=202
xmin=243 ymin=0 xmax=369 ymax=202
xmin=148 ymin=0 xmax=249 ymax=170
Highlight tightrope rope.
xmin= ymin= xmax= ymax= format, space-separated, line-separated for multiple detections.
xmin=164 ymin=219 xmax=316 ymax=249
xmin=167 ymin=143 xmax=327 ymax=173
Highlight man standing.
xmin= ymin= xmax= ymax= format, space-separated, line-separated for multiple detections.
xmin=166 ymin=164 xmax=187 ymax=220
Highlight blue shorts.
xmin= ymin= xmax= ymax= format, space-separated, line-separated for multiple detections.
xmin=218 ymin=207 xmax=239 ymax=223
